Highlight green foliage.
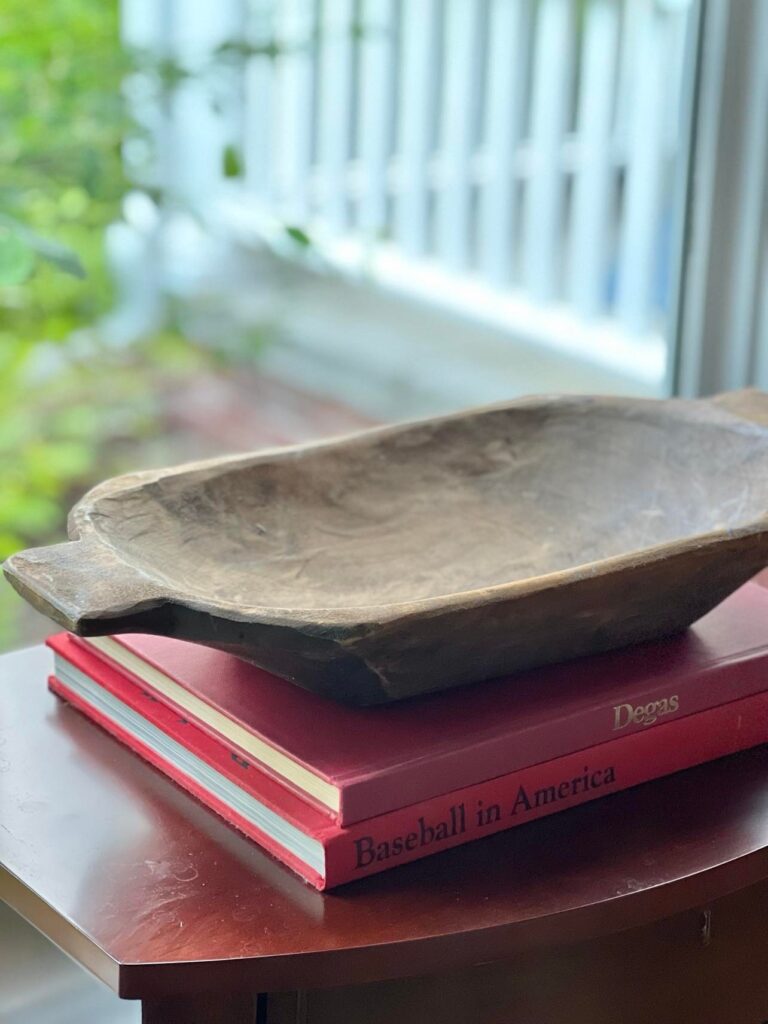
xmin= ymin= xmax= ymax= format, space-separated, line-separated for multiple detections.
xmin=0 ymin=1 xmax=129 ymax=331
xmin=222 ymin=144 xmax=244 ymax=180
xmin=0 ymin=0 xmax=296 ymax=648
xmin=0 ymin=1 xmax=210 ymax=646
xmin=0 ymin=229 xmax=35 ymax=285
xmin=0 ymin=1 xmax=129 ymax=562
xmin=0 ymin=213 xmax=85 ymax=280
xmin=284 ymin=225 xmax=313 ymax=249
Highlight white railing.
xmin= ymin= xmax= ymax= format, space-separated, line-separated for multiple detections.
xmin=122 ymin=0 xmax=692 ymax=385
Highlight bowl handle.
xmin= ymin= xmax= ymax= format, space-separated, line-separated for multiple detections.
xmin=707 ymin=388 xmax=768 ymax=428
xmin=3 ymin=537 xmax=168 ymax=634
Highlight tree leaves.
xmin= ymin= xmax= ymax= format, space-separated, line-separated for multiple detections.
xmin=0 ymin=213 xmax=85 ymax=279
xmin=0 ymin=229 xmax=34 ymax=284
xmin=284 ymin=225 xmax=312 ymax=249
xmin=222 ymin=144 xmax=243 ymax=179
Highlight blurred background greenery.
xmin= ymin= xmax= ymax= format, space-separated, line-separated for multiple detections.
xmin=0 ymin=0 xmax=248 ymax=648
xmin=1 ymin=2 xmax=126 ymax=569
xmin=0 ymin=0 xmax=369 ymax=657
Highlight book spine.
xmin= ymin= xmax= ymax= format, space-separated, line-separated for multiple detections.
xmin=62 ymin=635 xmax=334 ymax=816
xmin=323 ymin=689 xmax=768 ymax=886
xmin=341 ymin=649 xmax=768 ymax=823
xmin=50 ymin=651 xmax=334 ymax=832
xmin=48 ymin=675 xmax=328 ymax=891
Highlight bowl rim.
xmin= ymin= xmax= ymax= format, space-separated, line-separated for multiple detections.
xmin=65 ymin=393 xmax=768 ymax=634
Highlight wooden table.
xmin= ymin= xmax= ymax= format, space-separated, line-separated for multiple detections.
xmin=3 ymin=645 xmax=768 ymax=1024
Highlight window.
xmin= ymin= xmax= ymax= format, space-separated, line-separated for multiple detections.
xmin=120 ymin=0 xmax=768 ymax=414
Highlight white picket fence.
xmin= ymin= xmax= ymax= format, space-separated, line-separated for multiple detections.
xmin=122 ymin=0 xmax=692 ymax=377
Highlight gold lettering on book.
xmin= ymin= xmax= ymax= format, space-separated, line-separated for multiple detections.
xmin=613 ymin=694 xmax=679 ymax=730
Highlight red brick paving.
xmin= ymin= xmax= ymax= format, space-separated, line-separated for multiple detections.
xmin=163 ymin=370 xmax=376 ymax=453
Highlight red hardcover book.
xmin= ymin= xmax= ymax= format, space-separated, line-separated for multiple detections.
xmin=60 ymin=581 xmax=768 ymax=825
xmin=50 ymin=636 xmax=768 ymax=890
xmin=59 ymin=581 xmax=768 ymax=825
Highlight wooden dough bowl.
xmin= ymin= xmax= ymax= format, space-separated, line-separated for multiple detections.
xmin=6 ymin=390 xmax=768 ymax=705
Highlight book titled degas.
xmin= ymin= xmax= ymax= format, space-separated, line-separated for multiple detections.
xmin=613 ymin=695 xmax=679 ymax=730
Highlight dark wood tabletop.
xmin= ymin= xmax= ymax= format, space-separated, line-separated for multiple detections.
xmin=3 ymin=642 xmax=768 ymax=1011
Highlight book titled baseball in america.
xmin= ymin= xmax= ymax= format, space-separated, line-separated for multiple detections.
xmin=49 ymin=642 xmax=768 ymax=890
xmin=46 ymin=580 xmax=768 ymax=889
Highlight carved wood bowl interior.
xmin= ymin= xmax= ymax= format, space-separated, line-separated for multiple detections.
xmin=6 ymin=390 xmax=768 ymax=704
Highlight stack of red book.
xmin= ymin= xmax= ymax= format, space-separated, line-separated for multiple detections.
xmin=48 ymin=580 xmax=768 ymax=890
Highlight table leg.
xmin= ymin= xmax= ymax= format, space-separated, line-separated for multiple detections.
xmin=141 ymin=992 xmax=257 ymax=1023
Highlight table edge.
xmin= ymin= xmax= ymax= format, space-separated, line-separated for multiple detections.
xmin=1 ymin=865 xmax=121 ymax=993
xmin=110 ymin=845 xmax=768 ymax=998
